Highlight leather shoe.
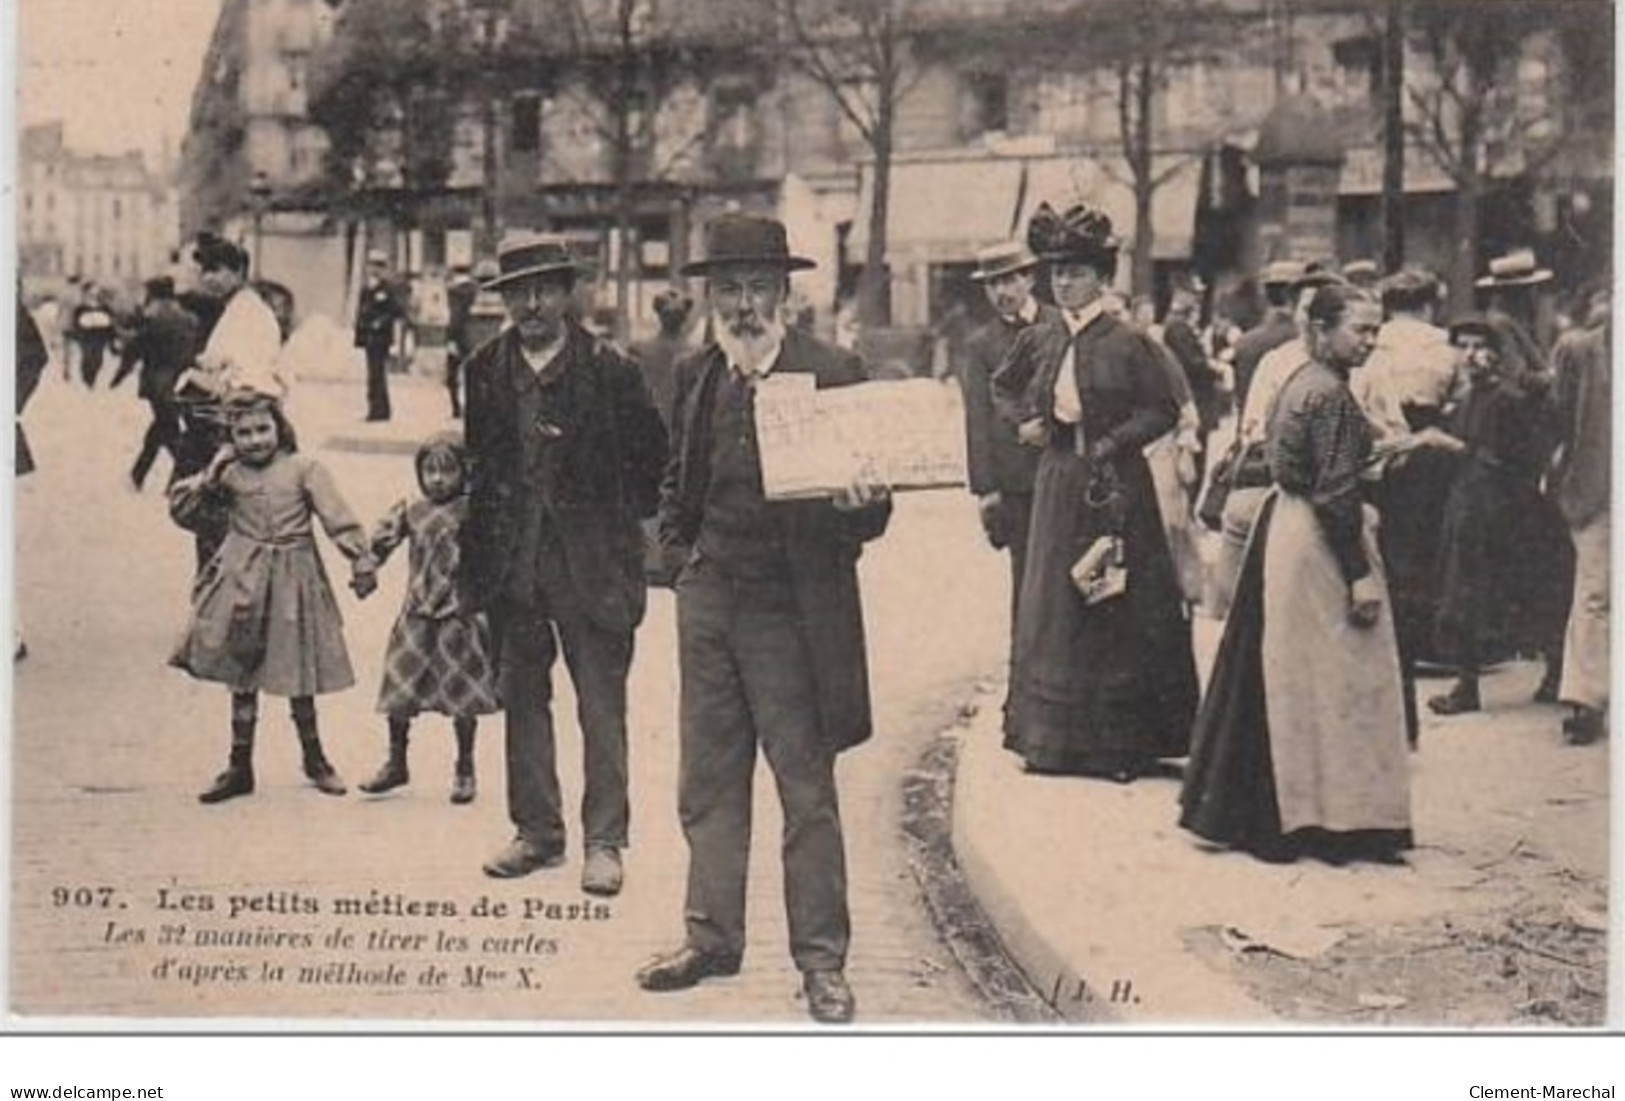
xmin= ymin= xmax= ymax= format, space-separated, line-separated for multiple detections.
xmin=198 ymin=765 xmax=254 ymax=804
xmin=449 ymin=770 xmax=476 ymax=805
xmin=1563 ymin=708 xmax=1606 ymax=746
xmin=1427 ymin=681 xmax=1480 ymax=716
xmin=359 ymin=758 xmax=409 ymax=794
xmin=483 ymin=836 xmax=565 ymax=879
xmin=581 ymin=845 xmax=623 ymax=897
xmin=635 ymin=945 xmax=742 ymax=992
xmin=802 ymin=969 xmax=856 ymax=1024
xmin=304 ymin=762 xmax=347 ymax=796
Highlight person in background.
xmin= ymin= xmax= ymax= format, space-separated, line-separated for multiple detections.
xmin=445 ymin=264 xmax=477 ymax=419
xmin=993 ymin=202 xmax=1197 ymax=782
xmin=633 ymin=288 xmax=695 ymax=432
xmin=1161 ymin=286 xmax=1224 ymax=495
xmin=1230 ymin=261 xmax=1302 ymax=413
xmin=1428 ymin=315 xmax=1572 ymax=717
xmin=1549 ymin=287 xmax=1609 ymax=746
xmin=631 ymin=288 xmax=696 ymax=586
xmin=1475 ymin=248 xmax=1554 ymax=371
xmin=73 ymin=284 xmax=117 ymax=390
xmin=1181 ymin=284 xmax=1410 ymax=866
xmin=122 ymin=276 xmax=201 ymax=492
xmin=1349 ymin=268 xmax=1465 ymax=746
xmin=636 ymin=215 xmax=890 ymax=1025
xmin=15 ymin=293 xmax=49 ymax=660
xmin=958 ymin=240 xmax=1057 ymax=638
xmin=356 ymin=249 xmax=405 ymax=422
xmin=460 ymin=233 xmax=668 ymax=892
xmin=1341 ymin=258 xmax=1381 ymax=291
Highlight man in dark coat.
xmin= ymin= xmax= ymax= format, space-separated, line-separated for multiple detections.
xmin=957 ymin=240 xmax=1057 ymax=630
xmin=1160 ymin=286 xmax=1223 ymax=496
xmin=634 ymin=215 xmax=891 ymax=1025
xmin=1230 ymin=260 xmax=1301 ymax=412
xmin=444 ymin=264 xmax=477 ymax=418
xmin=356 ymin=249 xmax=405 ymax=422
xmin=123 ymin=276 xmax=201 ymax=490
xmin=460 ymin=232 xmax=668 ymax=893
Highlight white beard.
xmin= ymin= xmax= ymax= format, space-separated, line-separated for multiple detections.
xmin=714 ymin=313 xmax=786 ymax=376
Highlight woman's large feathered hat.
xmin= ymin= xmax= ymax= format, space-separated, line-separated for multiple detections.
xmin=1026 ymin=201 xmax=1120 ymax=266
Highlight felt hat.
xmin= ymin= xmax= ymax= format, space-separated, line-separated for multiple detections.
xmin=483 ymin=232 xmax=584 ymax=289
xmin=969 ymin=240 xmax=1040 ymax=283
xmin=679 ymin=215 xmax=815 ymax=276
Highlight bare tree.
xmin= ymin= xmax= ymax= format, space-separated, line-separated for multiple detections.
xmin=772 ymin=0 xmax=926 ymax=328
xmin=1403 ymin=1 xmax=1575 ymax=311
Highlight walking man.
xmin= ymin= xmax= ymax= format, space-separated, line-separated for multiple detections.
xmin=124 ymin=276 xmax=201 ymax=491
xmin=635 ymin=215 xmax=891 ymax=1024
xmin=459 ymin=233 xmax=668 ymax=893
xmin=356 ymin=249 xmax=405 ymax=422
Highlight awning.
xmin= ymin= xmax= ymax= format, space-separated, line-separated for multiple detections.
xmin=851 ymin=151 xmax=1200 ymax=263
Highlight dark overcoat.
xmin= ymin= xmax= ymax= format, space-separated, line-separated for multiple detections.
xmin=659 ymin=329 xmax=891 ymax=753
xmin=460 ymin=323 xmax=669 ymax=633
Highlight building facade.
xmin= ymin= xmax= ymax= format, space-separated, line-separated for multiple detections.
xmin=18 ymin=122 xmax=180 ymax=299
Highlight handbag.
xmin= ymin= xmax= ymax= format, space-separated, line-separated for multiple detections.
xmin=1071 ymin=457 xmax=1129 ymax=605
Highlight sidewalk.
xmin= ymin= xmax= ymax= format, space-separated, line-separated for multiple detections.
xmin=952 ymin=649 xmax=1611 ymax=1026
xmin=288 ymin=373 xmax=460 ymax=456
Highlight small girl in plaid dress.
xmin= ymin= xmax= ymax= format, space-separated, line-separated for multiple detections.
xmin=357 ymin=431 xmax=500 ymax=803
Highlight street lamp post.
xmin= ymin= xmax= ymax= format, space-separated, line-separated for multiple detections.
xmin=468 ymin=0 xmax=510 ymax=258
xmin=249 ymin=171 xmax=273 ymax=279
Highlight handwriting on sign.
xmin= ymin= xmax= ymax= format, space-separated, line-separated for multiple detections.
xmin=754 ymin=378 xmax=966 ymax=500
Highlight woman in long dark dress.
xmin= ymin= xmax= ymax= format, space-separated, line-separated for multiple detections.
xmin=1427 ymin=314 xmax=1574 ymax=715
xmin=993 ymin=203 xmax=1198 ymax=781
xmin=1180 ymin=285 xmax=1411 ymax=864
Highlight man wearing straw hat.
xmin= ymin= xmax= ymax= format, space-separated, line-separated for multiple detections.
xmin=460 ymin=232 xmax=669 ymax=893
xmin=635 ymin=214 xmax=891 ymax=1024
xmin=958 ymin=240 xmax=1057 ymax=630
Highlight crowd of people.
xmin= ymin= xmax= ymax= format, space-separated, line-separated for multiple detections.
xmin=11 ymin=198 xmax=1609 ymax=1024
xmin=954 ymin=201 xmax=1610 ymax=870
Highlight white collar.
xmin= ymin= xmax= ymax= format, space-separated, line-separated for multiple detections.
xmin=1063 ymin=299 xmax=1105 ymax=336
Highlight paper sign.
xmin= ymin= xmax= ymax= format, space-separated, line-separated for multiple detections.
xmin=754 ymin=377 xmax=967 ymax=500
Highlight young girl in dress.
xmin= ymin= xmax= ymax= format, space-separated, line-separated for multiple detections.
xmin=356 ymin=431 xmax=499 ymax=804
xmin=170 ymin=387 xmax=377 ymax=803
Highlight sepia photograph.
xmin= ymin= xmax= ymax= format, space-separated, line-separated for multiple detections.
xmin=6 ymin=0 xmax=1616 ymax=1042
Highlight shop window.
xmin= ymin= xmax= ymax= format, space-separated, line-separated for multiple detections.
xmin=962 ymin=72 xmax=1009 ymax=139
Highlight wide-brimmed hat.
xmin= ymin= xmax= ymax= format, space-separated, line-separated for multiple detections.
xmin=680 ymin=215 xmax=816 ymax=276
xmin=366 ymin=248 xmax=390 ymax=267
xmin=1476 ymin=247 xmax=1553 ymax=289
xmin=969 ymin=240 xmax=1040 ymax=283
xmin=484 ymin=232 xmax=583 ymax=289
xmin=1026 ymin=202 xmax=1119 ymax=266
xmin=1259 ymin=259 xmax=1306 ymax=287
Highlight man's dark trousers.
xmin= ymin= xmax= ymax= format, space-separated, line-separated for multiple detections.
xmin=996 ymin=490 xmax=1034 ymax=630
xmin=494 ymin=536 xmax=633 ymax=852
xmin=676 ymin=559 xmax=848 ymax=972
xmin=365 ymin=343 xmax=392 ymax=421
xmin=132 ymin=397 xmax=183 ymax=489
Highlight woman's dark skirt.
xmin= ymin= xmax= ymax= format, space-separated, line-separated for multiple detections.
xmin=1004 ymin=441 xmax=1199 ymax=778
